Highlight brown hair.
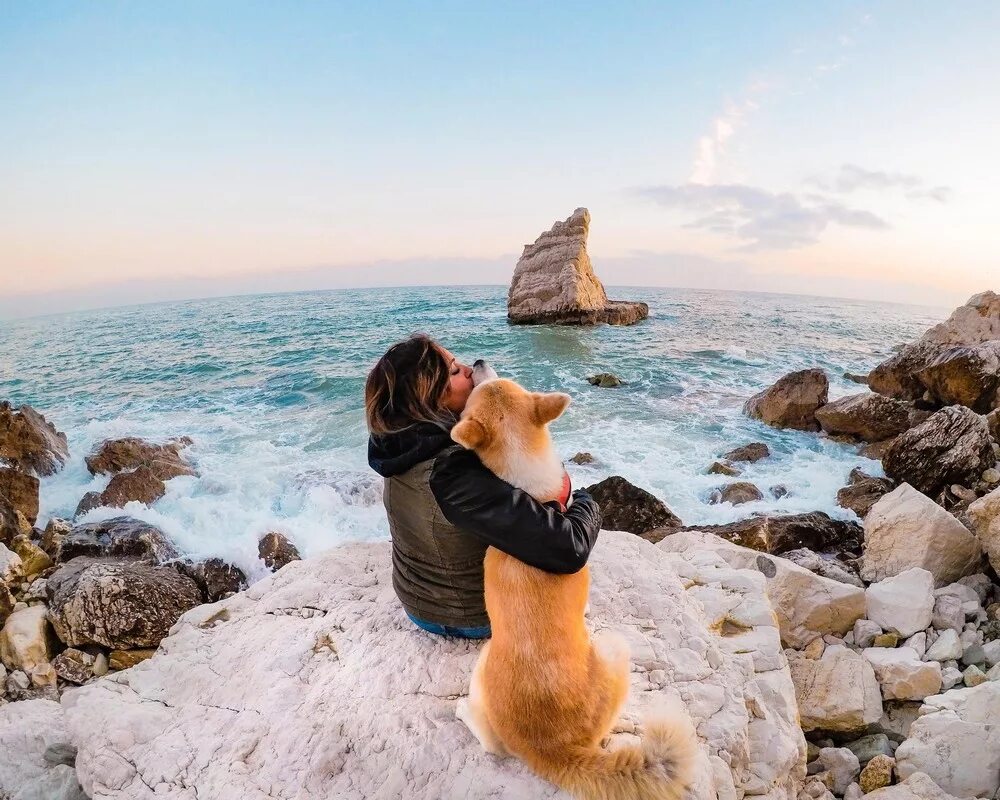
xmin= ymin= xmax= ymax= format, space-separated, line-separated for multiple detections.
xmin=365 ymin=334 xmax=456 ymax=435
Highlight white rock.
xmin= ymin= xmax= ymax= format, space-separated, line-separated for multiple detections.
xmin=0 ymin=543 xmax=23 ymax=584
xmin=866 ymin=569 xmax=935 ymax=637
xmin=861 ymin=484 xmax=982 ymax=585
xmin=817 ymin=747 xmax=860 ymax=795
xmin=967 ymin=485 xmax=1000 ymax=573
xmin=63 ymin=533 xmax=807 ymax=800
xmin=0 ymin=605 xmax=53 ymax=673
xmin=863 ymin=647 xmax=942 ymax=701
xmin=661 ymin=531 xmax=866 ymax=648
xmin=902 ymin=632 xmax=927 ymax=658
xmin=924 ymin=629 xmax=962 ymax=662
xmin=930 ymin=594 xmax=964 ymax=633
xmin=843 ymin=782 xmax=863 ymax=800
xmin=788 ymin=645 xmax=883 ymax=732
xmin=863 ymin=771 xmax=966 ymax=800
xmin=982 ymin=638 xmax=1000 ymax=667
xmin=986 ymin=662 xmax=1000 ymax=681
xmin=939 ymin=667 xmax=963 ymax=690
xmin=853 ymin=619 xmax=882 ymax=648
xmin=0 ymin=699 xmax=76 ymax=797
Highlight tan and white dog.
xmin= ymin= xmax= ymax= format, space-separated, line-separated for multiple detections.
xmin=452 ymin=361 xmax=697 ymax=800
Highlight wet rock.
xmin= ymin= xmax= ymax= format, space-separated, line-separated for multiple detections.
xmin=770 ymin=485 xmax=789 ymax=499
xmin=707 ymin=460 xmax=741 ymax=476
xmin=58 ymin=516 xmax=179 ymax=564
xmin=0 ymin=605 xmax=53 ymax=673
xmin=0 ymin=466 xmax=40 ymax=526
xmin=507 ymin=209 xmax=648 ymax=326
xmin=916 ymin=341 xmax=1000 ymax=413
xmin=46 ymin=556 xmax=202 ymax=649
xmin=583 ymin=476 xmax=682 ymax=539
xmin=882 ymin=406 xmax=996 ymax=497
xmin=72 ymin=491 xmax=104 ymax=520
xmin=815 ymin=393 xmax=917 ymax=442
xmin=708 ymin=481 xmax=763 ymax=505
xmin=40 ymin=518 xmax=71 ymax=559
xmin=99 ymin=465 xmax=166 ymax=508
xmin=866 ymin=568 xmax=935 ymax=637
xmin=863 ymin=647 xmax=942 ymax=701
xmin=0 ymin=402 xmax=69 ymax=476
xmin=837 ymin=468 xmax=895 ymax=518
xmin=174 ymin=558 xmax=247 ymax=602
xmin=844 ymin=372 xmax=870 ymax=385
xmin=258 ymin=532 xmax=302 ymax=571
xmin=721 ymin=442 xmax=771 ymax=463
xmin=86 ymin=435 xmax=196 ymax=481
xmin=567 ymin=451 xmax=594 ymax=465
xmin=743 ymin=368 xmax=829 ymax=431
xmin=677 ymin=511 xmax=863 ymax=557
xmin=787 ymin=645 xmax=882 ymax=732
xmin=586 ymin=372 xmax=624 ymax=388
xmin=51 ymin=648 xmax=96 ymax=685
xmin=967 ymin=486 xmax=1000 ymax=574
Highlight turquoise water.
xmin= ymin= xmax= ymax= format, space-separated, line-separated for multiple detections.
xmin=0 ymin=286 xmax=945 ymax=578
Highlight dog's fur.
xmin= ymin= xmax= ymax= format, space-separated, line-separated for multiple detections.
xmin=451 ymin=368 xmax=698 ymax=800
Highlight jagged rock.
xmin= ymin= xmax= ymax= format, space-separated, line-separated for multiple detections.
xmin=924 ymin=629 xmax=962 ymax=662
xmin=586 ymin=372 xmax=624 ymax=388
xmin=99 ymin=465 xmax=166 ymax=508
xmin=967 ymin=485 xmax=1000 ymax=574
xmin=73 ymin=491 xmax=103 ymax=520
xmin=895 ymin=682 xmax=1000 ymax=797
xmin=0 ymin=699 xmax=84 ymax=799
xmin=52 ymin=648 xmax=97 ymax=685
xmin=707 ymin=460 xmax=741 ymax=476
xmin=709 ymin=482 xmax=763 ymax=505
xmin=782 ymin=549 xmax=864 ymax=588
xmin=882 ymin=406 xmax=996 ymax=497
xmin=0 ymin=605 xmax=53 ymax=673
xmin=721 ymin=442 xmax=771 ymax=463
xmin=257 ymin=532 xmax=302 ymax=571
xmin=0 ymin=403 xmax=69 ymax=476
xmin=743 ymin=369 xmax=829 ymax=431
xmin=863 ymin=647 xmax=942 ymax=701
xmin=662 ymin=531 xmax=866 ymax=648
xmin=0 ymin=466 xmax=40 ymax=525
xmin=815 ymin=393 xmax=917 ymax=442
xmin=844 ymin=372 xmax=870 ymax=385
xmin=63 ymin=532 xmax=806 ymax=800
xmin=568 ymin=451 xmax=594 ymax=465
xmin=787 ymin=645 xmax=882 ymax=732
xmin=174 ymin=558 xmax=247 ymax=602
xmin=583 ymin=476 xmax=682 ymax=539
xmin=507 ymin=209 xmax=648 ymax=326
xmin=866 ymin=568 xmax=935 ymax=637
xmin=837 ymin=468 xmax=895 ymax=518
xmin=46 ymin=557 xmax=202 ymax=649
xmin=677 ymin=512 xmax=863 ymax=557
xmin=10 ymin=534 xmax=52 ymax=578
xmin=85 ymin=436 xmax=196 ymax=481
xmin=916 ymin=341 xmax=1000 ymax=412
xmin=57 ymin=516 xmax=179 ymax=564
xmin=861 ymin=484 xmax=982 ymax=586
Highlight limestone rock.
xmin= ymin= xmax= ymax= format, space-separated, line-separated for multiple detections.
xmin=0 ymin=542 xmax=22 ymax=583
xmin=661 ymin=531 xmax=866 ymax=648
xmin=837 ymin=469 xmax=895 ymax=519
xmin=10 ymin=534 xmax=52 ymax=578
xmin=709 ymin=482 xmax=764 ymax=505
xmin=916 ymin=341 xmax=1000 ymax=413
xmin=507 ymin=209 xmax=648 ymax=326
xmin=845 ymin=733 xmax=893 ymax=765
xmin=0 ymin=605 xmax=53 ymax=673
xmin=787 ymin=645 xmax=882 ymax=732
xmin=0 ymin=466 xmax=40 ymax=525
xmin=0 ymin=402 xmax=69 ymax=476
xmin=86 ymin=435 xmax=196 ymax=480
xmin=861 ymin=484 xmax=982 ymax=585
xmin=883 ymin=405 xmax=997 ymax=497
xmin=743 ymin=369 xmax=829 ymax=431
xmin=782 ymin=548 xmax=864 ymax=588
xmin=924 ymin=629 xmax=962 ymax=662
xmin=257 ymin=532 xmax=302 ymax=571
xmin=722 ymin=442 xmax=771 ymax=463
xmin=863 ymin=772 xmax=963 ymax=800
xmin=46 ymin=557 xmax=202 ymax=649
xmin=677 ymin=512 xmax=863 ymax=557
xmin=0 ymin=699 xmax=83 ymax=798
xmin=584 ymin=476 xmax=682 ymax=539
xmin=99 ymin=465 xmax=166 ymax=508
xmin=57 ymin=516 xmax=179 ymax=565
xmin=815 ymin=393 xmax=917 ymax=442
xmin=817 ymin=747 xmax=860 ymax=795
xmin=862 ymin=648 xmax=942 ymax=701
xmin=866 ymin=568 xmax=935 ymax=637
xmin=967 ymin=485 xmax=1000 ymax=573
xmin=63 ymin=532 xmax=806 ymax=800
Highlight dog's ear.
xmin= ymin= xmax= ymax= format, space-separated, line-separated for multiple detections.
xmin=451 ymin=417 xmax=486 ymax=449
xmin=533 ymin=392 xmax=571 ymax=425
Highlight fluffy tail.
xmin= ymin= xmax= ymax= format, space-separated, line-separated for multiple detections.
xmin=529 ymin=707 xmax=699 ymax=800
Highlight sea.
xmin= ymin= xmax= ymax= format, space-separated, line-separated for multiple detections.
xmin=0 ymin=286 xmax=947 ymax=580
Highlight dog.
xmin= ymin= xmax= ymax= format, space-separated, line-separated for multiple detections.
xmin=452 ymin=361 xmax=697 ymax=800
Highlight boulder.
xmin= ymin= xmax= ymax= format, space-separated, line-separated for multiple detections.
xmin=863 ymin=772 xmax=967 ymax=800
xmin=568 ymin=452 xmax=594 ymax=465
xmin=707 ymin=461 xmax=741 ymax=476
xmin=0 ymin=542 xmax=22 ymax=583
xmin=0 ymin=466 xmax=40 ymax=525
xmin=0 ymin=699 xmax=85 ymax=799
xmin=73 ymin=491 xmax=103 ymax=520
xmin=10 ymin=534 xmax=53 ymax=577
xmin=99 ymin=465 xmax=166 ymax=508
xmin=817 ymin=747 xmax=860 ymax=795
xmin=866 ymin=569 xmax=935 ymax=637
xmin=85 ymin=435 xmax=196 ymax=480
xmin=721 ymin=442 xmax=771 ymax=463
xmin=967 ymin=486 xmax=1000 ymax=573
xmin=174 ymin=558 xmax=247 ymax=602
xmin=916 ymin=340 xmax=1000 ymax=413
xmin=837 ymin=469 xmax=895 ymax=519
xmin=0 ymin=402 xmax=69 ymax=476
xmin=862 ymin=647 xmax=942 ymax=701
xmin=586 ymin=372 xmax=624 ymax=388
xmin=786 ymin=645 xmax=882 ymax=732
xmin=782 ymin=548 xmax=863 ymax=588
xmin=583 ymin=476 xmax=682 ymax=539
xmin=814 ymin=393 xmax=917 ymax=442
xmin=677 ymin=512 xmax=863 ymax=557
xmin=52 ymin=648 xmax=97 ymax=685
xmin=743 ymin=369 xmax=829 ymax=431
xmin=709 ymin=482 xmax=763 ymax=505
xmin=507 ymin=208 xmax=648 ymax=326
xmin=924 ymin=629 xmax=962 ymax=662
xmin=57 ymin=516 xmax=179 ymax=564
xmin=257 ymin=532 xmax=302 ymax=571
xmin=0 ymin=605 xmax=53 ymax=673
xmin=882 ymin=406 xmax=996 ymax=497
xmin=858 ymin=754 xmax=894 ymax=793
xmin=62 ymin=532 xmax=806 ymax=800
xmin=861 ymin=484 xmax=982 ymax=585
xmin=46 ymin=557 xmax=202 ymax=649
xmin=661 ymin=531 xmax=866 ymax=648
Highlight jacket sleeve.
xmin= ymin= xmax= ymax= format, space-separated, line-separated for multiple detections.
xmin=429 ymin=448 xmax=602 ymax=574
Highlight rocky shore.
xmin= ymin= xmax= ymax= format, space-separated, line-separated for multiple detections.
xmin=1 ymin=290 xmax=999 ymax=799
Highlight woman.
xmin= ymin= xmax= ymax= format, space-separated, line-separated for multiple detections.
xmin=365 ymin=334 xmax=602 ymax=639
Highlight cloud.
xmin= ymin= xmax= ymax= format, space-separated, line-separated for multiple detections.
xmin=690 ymin=83 xmax=769 ymax=184
xmin=810 ymin=164 xmax=952 ymax=202
xmin=636 ymin=183 xmax=889 ymax=251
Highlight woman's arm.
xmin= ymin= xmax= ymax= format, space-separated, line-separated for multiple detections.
xmin=429 ymin=448 xmax=602 ymax=574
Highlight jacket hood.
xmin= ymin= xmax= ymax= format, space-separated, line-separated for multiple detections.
xmin=368 ymin=422 xmax=455 ymax=477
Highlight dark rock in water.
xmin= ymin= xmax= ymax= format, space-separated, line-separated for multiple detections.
xmin=859 ymin=438 xmax=896 ymax=461
xmin=743 ymin=369 xmax=829 ymax=431
xmin=0 ymin=466 xmax=40 ymax=525
xmin=86 ymin=435 xmax=196 ymax=481
xmin=709 ymin=482 xmax=764 ymax=506
xmin=73 ymin=491 xmax=104 ymax=520
xmin=770 ymin=485 xmax=789 ymax=499
xmin=175 ymin=558 xmax=247 ymax=602
xmin=837 ymin=469 xmax=895 ymax=518
xmin=586 ymin=373 xmax=625 ymax=388
xmin=721 ymin=442 xmax=771 ymax=463
xmin=46 ymin=556 xmax=202 ymax=649
xmin=707 ymin=460 xmax=742 ymax=477
xmin=58 ymin=516 xmax=179 ymax=564
xmin=814 ymin=393 xmax=917 ymax=443
xmin=99 ymin=465 xmax=166 ymax=508
xmin=0 ymin=402 xmax=69 ymax=476
xmin=883 ymin=406 xmax=997 ymax=497
xmin=844 ymin=372 xmax=870 ymax=385
xmin=916 ymin=341 xmax=1000 ymax=413
xmin=568 ymin=452 xmax=595 ymax=465
xmin=259 ymin=532 xmax=301 ymax=571
xmin=869 ymin=340 xmax=943 ymax=401
xmin=678 ymin=511 xmax=863 ymax=557
xmin=583 ymin=476 xmax=682 ymax=537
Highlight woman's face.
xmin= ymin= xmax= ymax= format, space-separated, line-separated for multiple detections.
xmin=438 ymin=347 xmax=474 ymax=414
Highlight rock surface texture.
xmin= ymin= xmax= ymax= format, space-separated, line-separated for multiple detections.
xmin=585 ymin=476 xmax=682 ymax=539
xmin=814 ymin=393 xmax=916 ymax=442
xmin=0 ymin=699 xmax=85 ymax=799
xmin=62 ymin=533 xmax=806 ymax=800
xmin=507 ymin=209 xmax=648 ymax=326
xmin=967 ymin=486 xmax=1000 ymax=574
xmin=0 ymin=402 xmax=69 ymax=476
xmin=743 ymin=369 xmax=829 ymax=431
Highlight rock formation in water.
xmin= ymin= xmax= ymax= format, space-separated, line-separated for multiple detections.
xmin=507 ymin=208 xmax=648 ymax=325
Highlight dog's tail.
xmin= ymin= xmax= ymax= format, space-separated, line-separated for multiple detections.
xmin=527 ymin=706 xmax=699 ymax=800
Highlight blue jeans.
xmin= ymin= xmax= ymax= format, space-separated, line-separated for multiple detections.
xmin=406 ymin=612 xmax=491 ymax=639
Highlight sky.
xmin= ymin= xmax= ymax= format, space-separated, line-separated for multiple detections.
xmin=1 ymin=1 xmax=998 ymax=318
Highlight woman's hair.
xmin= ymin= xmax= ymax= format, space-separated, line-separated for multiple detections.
xmin=365 ymin=334 xmax=455 ymax=435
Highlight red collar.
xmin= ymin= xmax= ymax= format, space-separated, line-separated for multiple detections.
xmin=556 ymin=470 xmax=572 ymax=512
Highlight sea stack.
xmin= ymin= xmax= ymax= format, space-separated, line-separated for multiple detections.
xmin=507 ymin=208 xmax=648 ymax=325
